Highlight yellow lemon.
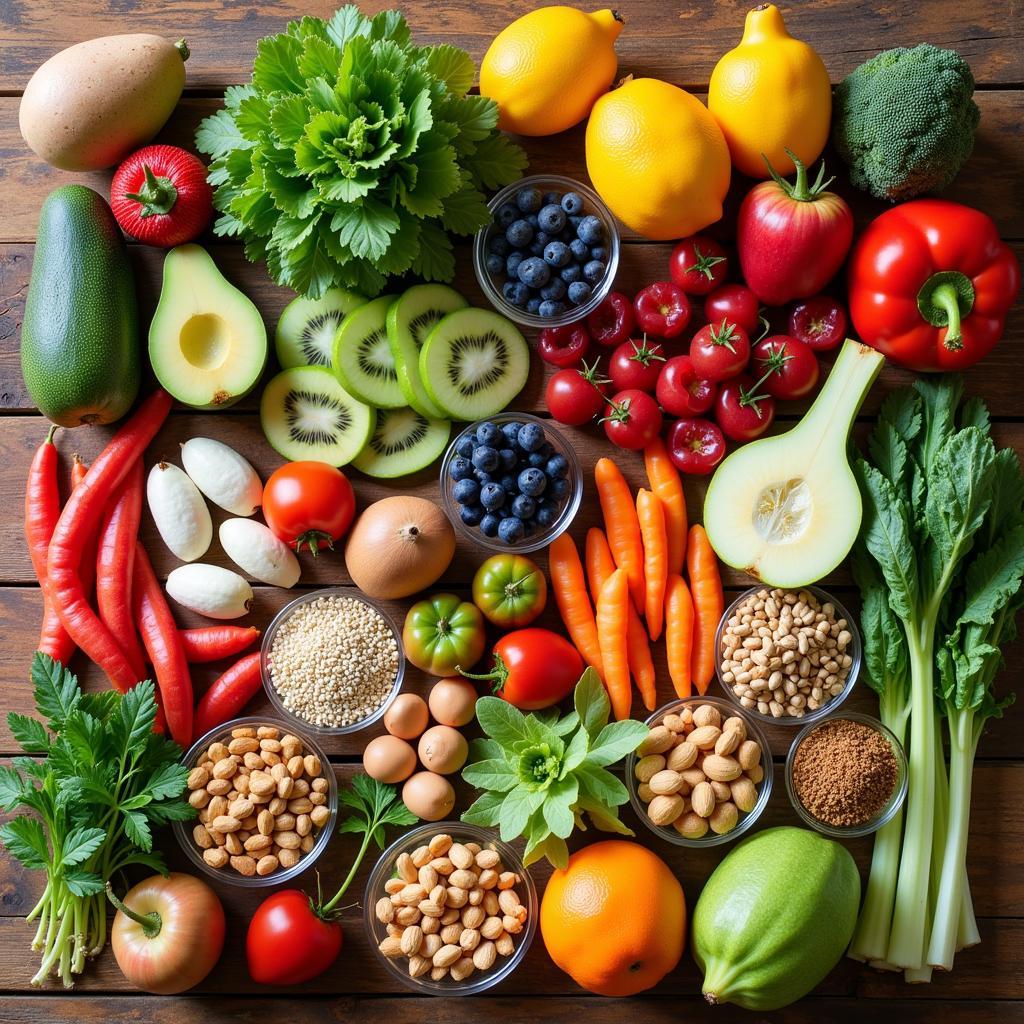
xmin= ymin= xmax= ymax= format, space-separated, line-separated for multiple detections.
xmin=708 ymin=4 xmax=832 ymax=178
xmin=585 ymin=78 xmax=731 ymax=240
xmin=480 ymin=8 xmax=623 ymax=136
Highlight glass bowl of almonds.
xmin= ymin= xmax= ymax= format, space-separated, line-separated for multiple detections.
xmin=625 ymin=696 xmax=773 ymax=848
xmin=715 ymin=585 xmax=862 ymax=726
xmin=173 ymin=716 xmax=337 ymax=887
xmin=364 ymin=822 xmax=537 ymax=994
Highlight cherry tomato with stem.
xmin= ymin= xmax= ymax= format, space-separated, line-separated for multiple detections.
xmin=788 ymin=295 xmax=848 ymax=351
xmin=689 ymin=319 xmax=751 ymax=382
xmin=586 ymin=291 xmax=635 ymax=347
xmin=608 ymin=336 xmax=666 ymax=393
xmin=263 ymin=462 xmax=355 ymax=554
xmin=667 ymin=418 xmax=727 ymax=475
xmin=545 ymin=359 xmax=609 ymax=426
xmin=716 ymin=374 xmax=776 ymax=441
xmin=656 ymin=355 xmax=717 ymax=417
xmin=704 ymin=283 xmax=762 ymax=337
xmin=669 ymin=235 xmax=729 ymax=295
xmin=634 ymin=282 xmax=692 ymax=338
xmin=752 ymin=335 xmax=820 ymax=400
xmin=538 ymin=323 xmax=591 ymax=368
xmin=602 ymin=389 xmax=663 ymax=450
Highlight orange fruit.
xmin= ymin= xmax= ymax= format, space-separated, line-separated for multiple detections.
xmin=540 ymin=839 xmax=686 ymax=996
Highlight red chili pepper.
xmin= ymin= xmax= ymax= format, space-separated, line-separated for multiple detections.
xmin=47 ymin=390 xmax=172 ymax=692
xmin=848 ymin=199 xmax=1021 ymax=371
xmin=132 ymin=542 xmax=192 ymax=745
xmin=178 ymin=626 xmax=261 ymax=664
xmin=96 ymin=459 xmax=147 ymax=684
xmin=192 ymin=652 xmax=263 ymax=740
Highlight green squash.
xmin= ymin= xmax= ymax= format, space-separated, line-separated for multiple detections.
xmin=692 ymin=826 xmax=861 ymax=1010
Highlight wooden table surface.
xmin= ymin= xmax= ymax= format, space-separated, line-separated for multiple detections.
xmin=1 ymin=1 xmax=1022 ymax=1021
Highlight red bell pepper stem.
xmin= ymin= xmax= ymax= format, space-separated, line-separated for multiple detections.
xmin=96 ymin=459 xmax=147 ymax=683
xmin=132 ymin=542 xmax=192 ymax=745
xmin=177 ymin=626 xmax=261 ymax=663
xmin=47 ymin=390 xmax=172 ymax=692
xmin=192 ymin=652 xmax=263 ymax=740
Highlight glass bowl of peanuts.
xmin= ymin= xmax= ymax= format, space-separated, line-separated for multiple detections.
xmin=173 ymin=716 xmax=338 ymax=887
xmin=625 ymin=696 xmax=774 ymax=848
xmin=715 ymin=585 xmax=862 ymax=726
xmin=364 ymin=822 xmax=538 ymax=994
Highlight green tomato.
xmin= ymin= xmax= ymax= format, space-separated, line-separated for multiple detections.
xmin=402 ymin=593 xmax=486 ymax=676
xmin=472 ymin=554 xmax=548 ymax=628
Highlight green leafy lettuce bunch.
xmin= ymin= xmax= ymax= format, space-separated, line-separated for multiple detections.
xmin=196 ymin=6 xmax=527 ymax=297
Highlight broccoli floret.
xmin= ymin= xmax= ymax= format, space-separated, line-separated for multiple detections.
xmin=832 ymin=43 xmax=980 ymax=202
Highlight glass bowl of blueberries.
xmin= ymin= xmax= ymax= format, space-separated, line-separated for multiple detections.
xmin=473 ymin=174 xmax=620 ymax=329
xmin=440 ymin=412 xmax=583 ymax=553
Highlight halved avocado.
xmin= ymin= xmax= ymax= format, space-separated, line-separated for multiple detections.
xmin=149 ymin=244 xmax=267 ymax=408
xmin=703 ymin=340 xmax=885 ymax=588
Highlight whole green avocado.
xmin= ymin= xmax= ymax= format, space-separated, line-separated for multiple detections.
xmin=21 ymin=185 xmax=139 ymax=426
xmin=693 ymin=826 xmax=861 ymax=1010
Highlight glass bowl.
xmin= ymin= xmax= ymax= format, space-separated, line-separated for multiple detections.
xmin=473 ymin=173 xmax=620 ymax=329
xmin=364 ymin=821 xmax=538 ymax=995
xmin=261 ymin=588 xmax=405 ymax=737
xmin=172 ymin=715 xmax=338 ymax=888
xmin=785 ymin=711 xmax=909 ymax=838
xmin=715 ymin=585 xmax=862 ymax=727
xmin=439 ymin=412 xmax=583 ymax=554
xmin=625 ymin=696 xmax=773 ymax=848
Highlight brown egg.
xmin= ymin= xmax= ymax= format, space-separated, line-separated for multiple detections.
xmin=383 ymin=693 xmax=430 ymax=740
xmin=362 ymin=735 xmax=417 ymax=784
xmin=402 ymin=771 xmax=455 ymax=822
xmin=427 ymin=677 xmax=478 ymax=728
xmin=418 ymin=725 xmax=469 ymax=776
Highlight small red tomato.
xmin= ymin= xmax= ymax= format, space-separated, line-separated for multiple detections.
xmin=752 ymin=335 xmax=820 ymax=400
xmin=472 ymin=628 xmax=584 ymax=710
xmin=667 ymin=418 xmax=727 ymax=475
xmin=545 ymin=360 xmax=609 ymax=425
xmin=263 ymin=462 xmax=356 ymax=554
xmin=602 ymin=389 xmax=663 ymax=450
xmin=634 ymin=282 xmax=692 ymax=338
xmin=586 ymin=291 xmax=636 ymax=347
xmin=788 ymin=296 xmax=848 ymax=351
xmin=538 ymin=323 xmax=591 ymax=368
xmin=716 ymin=375 xmax=776 ymax=441
xmin=669 ymin=235 xmax=729 ymax=295
xmin=656 ymin=355 xmax=717 ymax=417
xmin=689 ymin=319 xmax=751 ymax=382
xmin=704 ymin=283 xmax=761 ymax=336
xmin=247 ymin=889 xmax=342 ymax=986
xmin=608 ymin=336 xmax=666 ymax=393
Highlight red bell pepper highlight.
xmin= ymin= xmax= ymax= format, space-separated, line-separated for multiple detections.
xmin=192 ymin=652 xmax=263 ymax=740
xmin=177 ymin=626 xmax=261 ymax=664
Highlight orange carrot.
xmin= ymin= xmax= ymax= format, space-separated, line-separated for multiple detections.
xmin=687 ymin=525 xmax=724 ymax=694
xmin=636 ymin=489 xmax=668 ymax=642
xmin=594 ymin=458 xmax=646 ymax=613
xmin=586 ymin=527 xmax=656 ymax=711
xmin=595 ymin=568 xmax=631 ymax=721
xmin=665 ymin=574 xmax=695 ymax=698
xmin=644 ymin=437 xmax=687 ymax=576
xmin=548 ymin=533 xmax=604 ymax=679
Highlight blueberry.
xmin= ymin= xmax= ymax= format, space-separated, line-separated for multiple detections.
xmin=538 ymin=300 xmax=567 ymax=318
xmin=516 ymin=187 xmax=542 ymax=213
xmin=502 ymin=280 xmax=529 ymax=308
xmin=550 ymin=476 xmax=570 ymax=500
xmin=569 ymin=238 xmax=589 ymax=262
xmin=455 ymin=436 xmax=474 ymax=459
xmin=526 ymin=297 xmax=542 ymax=315
xmin=526 ymin=213 xmax=540 ymax=228
xmin=542 ymin=191 xmax=562 ymax=207
xmin=449 ymin=455 xmax=473 ymax=481
xmin=568 ymin=281 xmax=592 ymax=305
xmin=498 ymin=448 xmax=517 ymax=471
xmin=452 ymin=478 xmax=480 ymax=504
xmin=488 ymin=234 xmax=511 ymax=257
xmin=474 ymin=470 xmax=494 ymax=485
xmin=536 ymin=504 xmax=557 ymax=528
xmin=534 ymin=230 xmax=551 ymax=249
xmin=480 ymin=512 xmax=501 ymax=537
xmin=517 ymin=422 xmax=545 ymax=452
xmin=591 ymin=245 xmax=607 ymax=262
xmin=506 ymin=251 xmax=525 ymax=278
xmin=485 ymin=252 xmax=503 ymax=275
xmin=460 ymin=504 xmax=484 ymax=527
xmin=506 ymin=219 xmax=533 ymax=248
xmin=541 ymin=277 xmax=567 ymax=302
xmin=560 ymin=263 xmax=582 ymax=284
xmin=500 ymin=473 xmax=518 ymax=494
xmin=561 ymin=192 xmax=584 ymax=215
xmin=546 ymin=455 xmax=568 ymax=478
xmin=583 ymin=260 xmax=606 ymax=284
xmin=511 ymin=494 xmax=536 ymax=520
xmin=496 ymin=201 xmax=518 ymax=228
xmin=538 ymin=204 xmax=566 ymax=234
xmin=498 ymin=517 xmax=525 ymax=544
xmin=543 ymin=241 xmax=571 ymax=268
xmin=517 ymin=256 xmax=550 ymax=289
xmin=527 ymin=451 xmax=546 ymax=468
xmin=501 ymin=421 xmax=522 ymax=445
xmin=476 ymin=421 xmax=500 ymax=446
xmin=518 ymin=467 xmax=547 ymax=497
xmin=577 ymin=215 xmax=604 ymax=245
xmin=472 ymin=446 xmax=499 ymax=473
xmin=481 ymin=481 xmax=506 ymax=511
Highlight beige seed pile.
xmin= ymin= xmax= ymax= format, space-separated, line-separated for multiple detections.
xmin=269 ymin=595 xmax=400 ymax=728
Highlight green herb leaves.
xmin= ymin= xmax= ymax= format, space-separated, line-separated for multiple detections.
xmin=196 ymin=6 xmax=527 ymax=297
xmin=337 ymin=772 xmax=418 ymax=851
xmin=462 ymin=669 xmax=647 ymax=869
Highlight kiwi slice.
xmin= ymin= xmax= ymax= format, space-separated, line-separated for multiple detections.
xmin=332 ymin=295 xmax=405 ymax=409
xmin=387 ymin=284 xmax=468 ymax=419
xmin=420 ymin=308 xmax=530 ymax=421
xmin=275 ymin=288 xmax=367 ymax=369
xmin=260 ymin=366 xmax=375 ymax=466
xmin=352 ymin=406 xmax=452 ymax=479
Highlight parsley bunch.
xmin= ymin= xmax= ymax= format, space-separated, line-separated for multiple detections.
xmin=196 ymin=6 xmax=527 ymax=297
xmin=0 ymin=654 xmax=194 ymax=987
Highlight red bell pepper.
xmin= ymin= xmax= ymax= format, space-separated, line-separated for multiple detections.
xmin=848 ymin=199 xmax=1020 ymax=372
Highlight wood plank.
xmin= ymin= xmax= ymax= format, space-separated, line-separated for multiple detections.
xmin=0 ymin=0 xmax=1020 ymax=91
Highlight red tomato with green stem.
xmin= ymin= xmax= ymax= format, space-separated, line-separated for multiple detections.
xmin=608 ymin=336 xmax=666 ymax=393
xmin=546 ymin=359 xmax=609 ymax=425
xmin=586 ymin=292 xmax=635 ymax=347
xmin=263 ymin=462 xmax=355 ymax=554
xmin=704 ymin=283 xmax=762 ymax=337
xmin=247 ymin=890 xmax=342 ymax=986
xmin=634 ymin=282 xmax=692 ymax=338
xmin=752 ymin=335 xmax=820 ymax=400
xmin=716 ymin=375 xmax=776 ymax=441
xmin=669 ymin=235 xmax=729 ymax=295
xmin=667 ymin=418 xmax=727 ymax=475
xmin=538 ymin=324 xmax=591 ymax=368
xmin=656 ymin=356 xmax=717 ymax=417
xmin=788 ymin=295 xmax=848 ymax=351
xmin=689 ymin=319 xmax=751 ymax=382
xmin=602 ymin=389 xmax=663 ymax=450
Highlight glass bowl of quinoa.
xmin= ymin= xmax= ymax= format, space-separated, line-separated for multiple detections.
xmin=261 ymin=588 xmax=405 ymax=736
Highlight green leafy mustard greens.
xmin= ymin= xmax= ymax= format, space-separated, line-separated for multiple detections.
xmin=832 ymin=43 xmax=979 ymax=202
xmin=195 ymin=6 xmax=527 ymax=297
xmin=850 ymin=376 xmax=1021 ymax=978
